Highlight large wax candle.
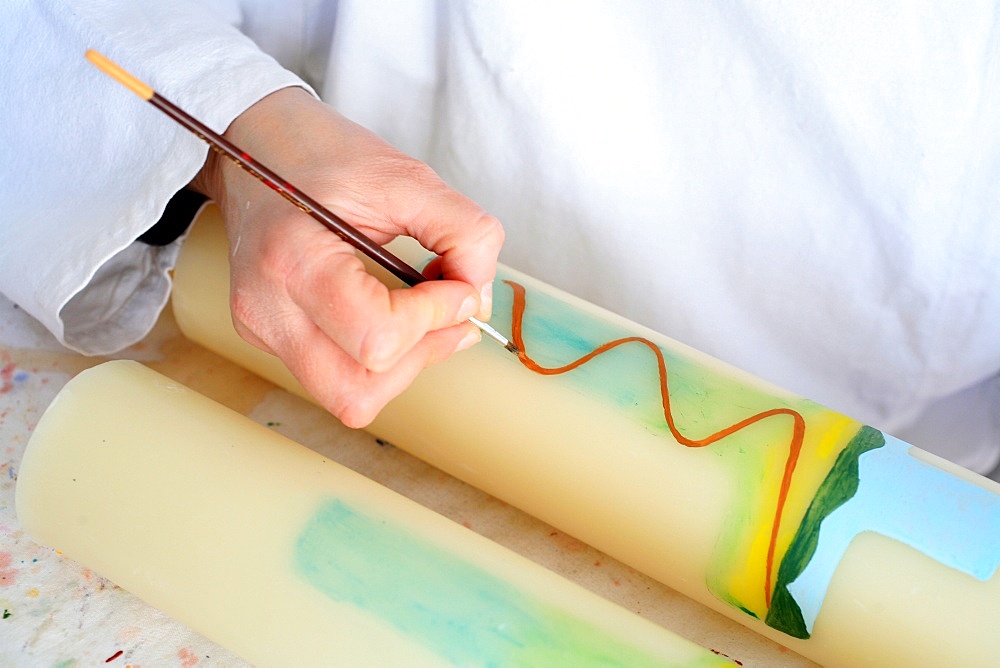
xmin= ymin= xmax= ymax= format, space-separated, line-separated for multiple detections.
xmin=16 ymin=360 xmax=724 ymax=666
xmin=172 ymin=205 xmax=1000 ymax=666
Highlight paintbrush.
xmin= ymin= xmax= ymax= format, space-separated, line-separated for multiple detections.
xmin=85 ymin=49 xmax=519 ymax=356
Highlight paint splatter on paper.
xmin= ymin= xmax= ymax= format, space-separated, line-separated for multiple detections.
xmin=0 ymin=553 xmax=18 ymax=588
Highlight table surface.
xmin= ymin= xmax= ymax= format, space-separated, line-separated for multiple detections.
xmin=0 ymin=293 xmax=815 ymax=667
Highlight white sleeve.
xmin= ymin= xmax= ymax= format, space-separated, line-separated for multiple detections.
xmin=0 ymin=0 xmax=313 ymax=355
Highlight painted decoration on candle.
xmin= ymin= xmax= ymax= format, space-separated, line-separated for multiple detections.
xmin=769 ymin=432 xmax=1000 ymax=637
xmin=501 ymin=278 xmax=1000 ymax=640
xmin=295 ymin=498 xmax=724 ymax=666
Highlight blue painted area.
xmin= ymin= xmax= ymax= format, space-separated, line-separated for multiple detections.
xmin=786 ymin=434 xmax=1000 ymax=633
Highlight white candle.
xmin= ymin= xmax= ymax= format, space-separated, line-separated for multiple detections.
xmin=16 ymin=360 xmax=722 ymax=666
xmin=172 ymin=205 xmax=1000 ymax=666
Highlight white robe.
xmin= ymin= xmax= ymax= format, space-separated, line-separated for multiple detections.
xmin=3 ymin=0 xmax=999 ymax=472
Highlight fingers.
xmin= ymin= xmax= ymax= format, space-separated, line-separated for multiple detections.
xmin=244 ymin=305 xmax=479 ymax=429
xmin=294 ymin=113 xmax=504 ymax=320
xmin=285 ymin=240 xmax=482 ymax=372
xmin=222 ymin=90 xmax=505 ymax=319
xmin=211 ymin=88 xmax=504 ymax=426
xmin=418 ymin=206 xmax=504 ymax=321
xmin=373 ymin=169 xmax=505 ymax=321
xmin=227 ymin=218 xmax=485 ymax=424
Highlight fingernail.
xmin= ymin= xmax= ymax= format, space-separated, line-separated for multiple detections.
xmin=456 ymin=327 xmax=481 ymax=352
xmin=479 ymin=283 xmax=493 ymax=319
xmin=457 ymin=294 xmax=479 ymax=322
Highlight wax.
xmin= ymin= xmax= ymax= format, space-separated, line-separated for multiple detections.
xmin=16 ymin=360 xmax=723 ymax=666
xmin=172 ymin=206 xmax=1000 ymax=666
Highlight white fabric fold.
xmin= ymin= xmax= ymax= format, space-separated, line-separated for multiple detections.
xmin=0 ymin=0 xmax=312 ymax=355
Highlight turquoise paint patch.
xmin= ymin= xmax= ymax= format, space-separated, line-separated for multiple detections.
xmin=493 ymin=271 xmax=807 ymax=442
xmin=295 ymin=499 xmax=710 ymax=666
xmin=495 ymin=272 xmax=715 ymax=430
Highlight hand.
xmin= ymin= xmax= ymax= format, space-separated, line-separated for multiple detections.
xmin=190 ymin=87 xmax=504 ymax=428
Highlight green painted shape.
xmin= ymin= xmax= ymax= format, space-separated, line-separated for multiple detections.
xmin=295 ymin=499 xmax=723 ymax=666
xmin=765 ymin=425 xmax=886 ymax=637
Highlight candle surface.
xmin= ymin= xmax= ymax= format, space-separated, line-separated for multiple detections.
xmin=16 ymin=360 xmax=724 ymax=666
xmin=171 ymin=205 xmax=1000 ymax=665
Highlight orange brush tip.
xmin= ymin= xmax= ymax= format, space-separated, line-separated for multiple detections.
xmin=85 ymin=49 xmax=154 ymax=100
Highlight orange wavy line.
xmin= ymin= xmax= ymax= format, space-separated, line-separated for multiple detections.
xmin=505 ymin=280 xmax=804 ymax=607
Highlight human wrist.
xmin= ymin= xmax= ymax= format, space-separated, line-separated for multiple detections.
xmin=188 ymin=139 xmax=224 ymax=203
xmin=188 ymin=86 xmax=315 ymax=207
